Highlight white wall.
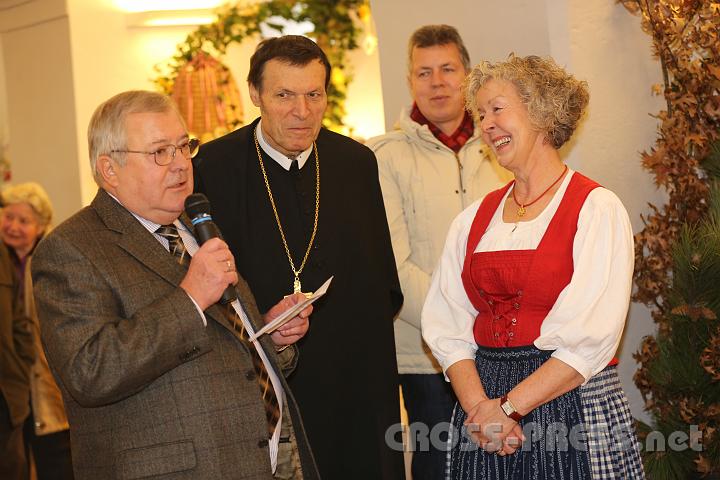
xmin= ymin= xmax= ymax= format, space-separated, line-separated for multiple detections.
xmin=371 ymin=0 xmax=552 ymax=130
xmin=0 ymin=34 xmax=8 ymax=167
xmin=65 ymin=0 xmax=199 ymax=207
xmin=560 ymin=0 xmax=665 ymax=424
xmin=0 ymin=0 xmax=83 ymax=223
xmin=1 ymin=0 xmax=206 ymax=217
xmin=371 ymin=0 xmax=664 ymax=423
xmin=0 ymin=35 xmax=7 ymax=149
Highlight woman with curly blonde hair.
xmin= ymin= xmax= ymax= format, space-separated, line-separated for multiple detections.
xmin=422 ymin=55 xmax=645 ymax=479
xmin=1 ymin=182 xmax=73 ymax=479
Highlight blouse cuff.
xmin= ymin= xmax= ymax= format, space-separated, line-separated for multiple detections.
xmin=550 ymin=349 xmax=593 ymax=385
xmin=441 ymin=348 xmax=478 ymax=380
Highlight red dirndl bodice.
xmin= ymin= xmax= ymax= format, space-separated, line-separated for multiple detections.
xmin=460 ymin=173 xmax=617 ymax=367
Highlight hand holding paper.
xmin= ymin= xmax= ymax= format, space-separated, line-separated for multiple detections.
xmin=251 ymin=276 xmax=333 ymax=343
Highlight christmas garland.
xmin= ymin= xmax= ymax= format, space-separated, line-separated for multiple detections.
xmin=153 ymin=0 xmax=371 ymax=133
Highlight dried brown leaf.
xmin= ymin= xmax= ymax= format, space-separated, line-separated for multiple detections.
xmin=701 ymin=330 xmax=720 ymax=381
xmin=671 ymin=304 xmax=699 ymax=320
xmin=695 ymin=454 xmax=712 ymax=474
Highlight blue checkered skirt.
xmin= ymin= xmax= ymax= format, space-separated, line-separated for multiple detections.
xmin=446 ymin=346 xmax=645 ymax=479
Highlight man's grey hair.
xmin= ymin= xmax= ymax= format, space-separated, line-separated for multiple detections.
xmin=407 ymin=24 xmax=471 ymax=73
xmin=87 ymin=90 xmax=182 ymax=186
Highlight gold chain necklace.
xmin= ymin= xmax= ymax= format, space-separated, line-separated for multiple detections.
xmin=254 ymin=130 xmax=320 ymax=296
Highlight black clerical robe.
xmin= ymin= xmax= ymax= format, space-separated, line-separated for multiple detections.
xmin=194 ymin=118 xmax=405 ymax=480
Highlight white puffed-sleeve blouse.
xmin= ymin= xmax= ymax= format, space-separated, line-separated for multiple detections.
xmin=421 ymin=170 xmax=634 ymax=383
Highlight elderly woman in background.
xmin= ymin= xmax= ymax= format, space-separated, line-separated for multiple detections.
xmin=421 ymin=55 xmax=645 ymax=479
xmin=1 ymin=182 xmax=73 ymax=480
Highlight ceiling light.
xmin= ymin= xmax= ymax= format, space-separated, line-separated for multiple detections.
xmin=125 ymin=10 xmax=217 ymax=27
xmin=115 ymin=0 xmax=225 ymax=12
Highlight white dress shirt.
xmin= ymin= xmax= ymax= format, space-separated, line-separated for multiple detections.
xmin=421 ymin=171 xmax=635 ymax=384
xmin=256 ymin=119 xmax=313 ymax=170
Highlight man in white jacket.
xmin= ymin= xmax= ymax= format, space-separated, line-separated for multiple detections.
xmin=367 ymin=25 xmax=510 ymax=480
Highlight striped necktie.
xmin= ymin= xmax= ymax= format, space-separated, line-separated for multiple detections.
xmin=226 ymin=305 xmax=281 ymax=436
xmin=155 ymin=224 xmax=190 ymax=268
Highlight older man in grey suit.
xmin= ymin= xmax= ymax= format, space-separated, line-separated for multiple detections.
xmin=31 ymin=90 xmax=319 ymax=480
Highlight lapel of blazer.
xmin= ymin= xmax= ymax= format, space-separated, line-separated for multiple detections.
xmin=93 ymin=190 xmax=284 ymax=370
xmin=93 ymin=190 xmax=187 ymax=288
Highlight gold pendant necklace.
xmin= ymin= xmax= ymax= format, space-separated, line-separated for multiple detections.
xmin=511 ymin=164 xmax=568 ymax=217
xmin=254 ymin=130 xmax=319 ymax=297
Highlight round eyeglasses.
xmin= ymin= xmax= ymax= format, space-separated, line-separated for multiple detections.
xmin=111 ymin=138 xmax=200 ymax=166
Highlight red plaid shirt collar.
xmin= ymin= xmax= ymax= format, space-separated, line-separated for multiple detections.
xmin=410 ymin=103 xmax=474 ymax=153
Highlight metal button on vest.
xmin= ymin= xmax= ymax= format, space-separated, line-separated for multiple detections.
xmin=513 ymin=302 xmax=520 ymax=309
xmin=511 ymin=318 xmax=517 ymax=325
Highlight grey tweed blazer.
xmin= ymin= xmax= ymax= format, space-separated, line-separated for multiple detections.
xmin=31 ymin=189 xmax=319 ymax=480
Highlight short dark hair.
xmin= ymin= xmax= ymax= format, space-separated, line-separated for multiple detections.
xmin=408 ymin=25 xmax=471 ymax=73
xmin=247 ymin=35 xmax=332 ymax=91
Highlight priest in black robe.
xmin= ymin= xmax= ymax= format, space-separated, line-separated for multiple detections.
xmin=193 ymin=35 xmax=405 ymax=480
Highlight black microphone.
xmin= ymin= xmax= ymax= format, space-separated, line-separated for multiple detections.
xmin=184 ymin=193 xmax=237 ymax=304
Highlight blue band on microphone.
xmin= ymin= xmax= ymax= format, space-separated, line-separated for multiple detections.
xmin=191 ymin=214 xmax=213 ymax=226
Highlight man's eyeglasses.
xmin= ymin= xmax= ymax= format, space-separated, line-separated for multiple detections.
xmin=111 ymin=138 xmax=200 ymax=166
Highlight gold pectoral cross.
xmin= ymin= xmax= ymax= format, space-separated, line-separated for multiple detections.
xmin=285 ymin=276 xmax=313 ymax=299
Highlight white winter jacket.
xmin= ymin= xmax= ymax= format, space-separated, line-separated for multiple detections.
xmin=367 ymin=108 xmax=511 ymax=374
